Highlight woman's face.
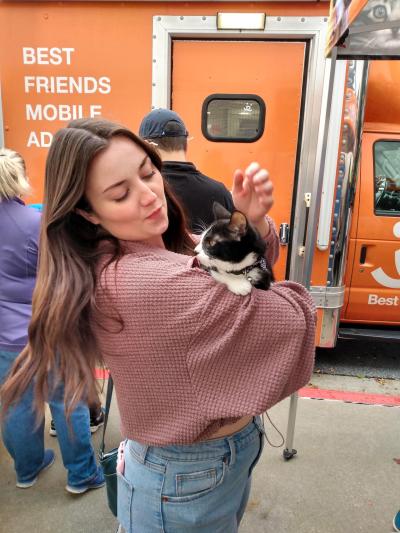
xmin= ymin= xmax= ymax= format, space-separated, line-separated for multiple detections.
xmin=82 ymin=136 xmax=168 ymax=245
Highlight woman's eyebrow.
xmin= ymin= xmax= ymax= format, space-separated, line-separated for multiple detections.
xmin=102 ymin=156 xmax=149 ymax=193
xmin=139 ymin=155 xmax=149 ymax=169
xmin=102 ymin=180 xmax=127 ymax=194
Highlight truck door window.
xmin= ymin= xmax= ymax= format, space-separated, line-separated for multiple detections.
xmin=374 ymin=140 xmax=400 ymax=216
xmin=201 ymin=94 xmax=265 ymax=142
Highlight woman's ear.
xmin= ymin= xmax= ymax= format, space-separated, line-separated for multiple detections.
xmin=75 ymin=208 xmax=100 ymax=225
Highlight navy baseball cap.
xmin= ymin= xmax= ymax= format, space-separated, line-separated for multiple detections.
xmin=139 ymin=109 xmax=188 ymax=139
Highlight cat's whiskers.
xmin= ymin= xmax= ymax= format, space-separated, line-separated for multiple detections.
xmin=192 ymin=220 xmax=208 ymax=234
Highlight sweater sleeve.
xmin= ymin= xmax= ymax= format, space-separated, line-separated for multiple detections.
xmin=186 ymin=277 xmax=316 ymax=420
xmin=263 ymin=215 xmax=279 ymax=266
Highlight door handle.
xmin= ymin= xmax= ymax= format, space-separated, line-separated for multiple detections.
xmin=360 ymin=245 xmax=367 ymax=264
xmin=279 ymin=223 xmax=290 ymax=245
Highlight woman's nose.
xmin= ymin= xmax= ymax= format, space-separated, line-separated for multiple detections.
xmin=139 ymin=185 xmax=157 ymax=207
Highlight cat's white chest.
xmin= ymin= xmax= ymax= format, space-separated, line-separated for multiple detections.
xmin=197 ymin=250 xmax=259 ymax=296
xmin=210 ymin=270 xmax=252 ymax=296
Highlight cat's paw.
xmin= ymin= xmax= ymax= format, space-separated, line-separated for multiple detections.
xmin=196 ymin=250 xmax=211 ymax=267
xmin=225 ymin=279 xmax=252 ymax=296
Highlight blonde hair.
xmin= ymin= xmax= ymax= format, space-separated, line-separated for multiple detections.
xmin=0 ymin=148 xmax=31 ymax=200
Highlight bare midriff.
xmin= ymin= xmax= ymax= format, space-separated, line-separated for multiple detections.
xmin=202 ymin=415 xmax=253 ymax=441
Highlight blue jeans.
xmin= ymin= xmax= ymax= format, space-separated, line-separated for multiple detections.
xmin=118 ymin=417 xmax=265 ymax=532
xmin=0 ymin=350 xmax=99 ymax=486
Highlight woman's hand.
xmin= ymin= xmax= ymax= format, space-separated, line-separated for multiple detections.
xmin=232 ymin=162 xmax=274 ymax=236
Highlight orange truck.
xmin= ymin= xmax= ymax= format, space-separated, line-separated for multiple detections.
xmin=0 ymin=1 xmax=399 ymax=348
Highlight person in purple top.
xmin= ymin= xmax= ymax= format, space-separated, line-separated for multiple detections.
xmin=0 ymin=148 xmax=104 ymax=493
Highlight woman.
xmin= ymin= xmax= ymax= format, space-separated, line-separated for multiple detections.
xmin=0 ymin=147 xmax=104 ymax=493
xmin=1 ymin=119 xmax=315 ymax=531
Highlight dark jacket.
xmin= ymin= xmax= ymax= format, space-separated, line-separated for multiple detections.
xmin=0 ymin=198 xmax=40 ymax=352
xmin=162 ymin=161 xmax=234 ymax=234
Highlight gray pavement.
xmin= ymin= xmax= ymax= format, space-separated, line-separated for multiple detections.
xmin=1 ymin=376 xmax=400 ymax=533
xmin=316 ymin=339 xmax=400 ymax=379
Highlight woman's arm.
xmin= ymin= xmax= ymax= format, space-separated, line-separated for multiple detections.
xmin=186 ymin=276 xmax=316 ymax=419
xmin=231 ymin=162 xmax=274 ymax=235
xmin=231 ymin=162 xmax=279 ymax=265
xmin=26 ymin=208 xmax=41 ymax=277
xmin=100 ymin=242 xmax=315 ymax=422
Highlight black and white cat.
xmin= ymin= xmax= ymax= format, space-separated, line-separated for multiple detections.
xmin=195 ymin=203 xmax=274 ymax=295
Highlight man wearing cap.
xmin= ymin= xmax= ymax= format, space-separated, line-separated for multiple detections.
xmin=139 ymin=108 xmax=234 ymax=234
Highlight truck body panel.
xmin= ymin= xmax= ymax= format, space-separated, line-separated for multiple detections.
xmin=171 ymin=39 xmax=306 ymax=281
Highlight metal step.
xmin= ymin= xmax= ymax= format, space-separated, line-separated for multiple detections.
xmin=338 ymin=326 xmax=400 ymax=343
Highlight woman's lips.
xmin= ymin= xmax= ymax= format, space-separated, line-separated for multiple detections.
xmin=146 ymin=206 xmax=162 ymax=220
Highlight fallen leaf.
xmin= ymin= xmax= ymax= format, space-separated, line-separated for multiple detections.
xmin=247 ymin=499 xmax=261 ymax=510
xmin=393 ymin=458 xmax=400 ymax=465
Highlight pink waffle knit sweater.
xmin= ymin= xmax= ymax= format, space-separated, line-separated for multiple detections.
xmin=94 ymin=218 xmax=316 ymax=446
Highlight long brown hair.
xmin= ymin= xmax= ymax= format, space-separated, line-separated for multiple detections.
xmin=1 ymin=118 xmax=194 ymax=417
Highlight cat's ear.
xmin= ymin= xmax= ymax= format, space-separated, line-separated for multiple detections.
xmin=213 ymin=202 xmax=231 ymax=220
xmin=228 ymin=211 xmax=247 ymax=237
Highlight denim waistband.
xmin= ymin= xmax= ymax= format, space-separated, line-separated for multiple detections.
xmin=128 ymin=416 xmax=265 ymax=466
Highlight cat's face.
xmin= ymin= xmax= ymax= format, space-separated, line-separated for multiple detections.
xmin=194 ymin=203 xmax=265 ymax=264
xmin=195 ymin=203 xmax=273 ymax=294
xmin=357 ymin=0 xmax=400 ymax=37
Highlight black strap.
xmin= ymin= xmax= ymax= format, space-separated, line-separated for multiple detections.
xmin=100 ymin=375 xmax=114 ymax=456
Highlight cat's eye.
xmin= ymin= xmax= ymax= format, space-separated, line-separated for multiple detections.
xmin=372 ymin=5 xmax=387 ymax=19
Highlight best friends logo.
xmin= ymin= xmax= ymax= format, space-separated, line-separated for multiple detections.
xmin=371 ymin=221 xmax=400 ymax=290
